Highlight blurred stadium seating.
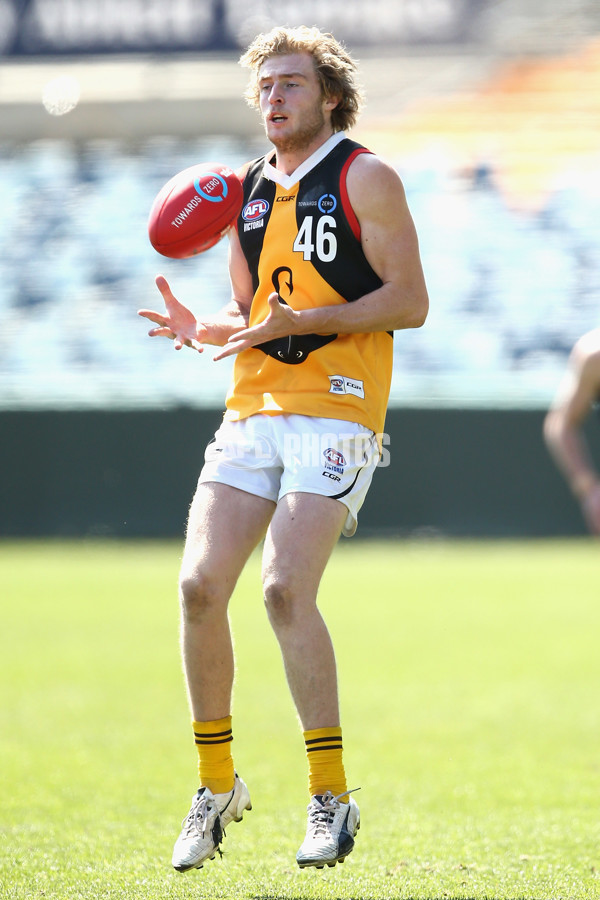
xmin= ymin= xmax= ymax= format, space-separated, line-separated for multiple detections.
xmin=1 ymin=0 xmax=599 ymax=410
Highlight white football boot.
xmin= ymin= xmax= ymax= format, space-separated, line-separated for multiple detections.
xmin=172 ymin=772 xmax=252 ymax=872
xmin=296 ymin=789 xmax=360 ymax=868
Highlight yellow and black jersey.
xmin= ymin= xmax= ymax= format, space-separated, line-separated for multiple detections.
xmin=224 ymin=132 xmax=394 ymax=436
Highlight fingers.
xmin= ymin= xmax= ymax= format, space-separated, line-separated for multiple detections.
xmin=155 ymin=273 xmax=171 ymax=296
xmin=215 ymin=325 xmax=255 ymax=358
xmin=155 ymin=273 xmax=179 ymax=309
xmin=148 ymin=326 xmax=174 ymax=339
xmin=213 ymin=336 xmax=251 ymax=360
xmin=138 ymin=308 xmax=167 ymax=326
xmin=185 ymin=337 xmax=205 ymax=353
xmin=213 ymin=343 xmax=236 ymax=360
xmin=148 ymin=328 xmax=204 ymax=352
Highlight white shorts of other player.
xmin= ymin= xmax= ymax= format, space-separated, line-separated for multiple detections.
xmin=198 ymin=413 xmax=380 ymax=537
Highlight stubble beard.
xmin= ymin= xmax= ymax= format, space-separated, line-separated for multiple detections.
xmin=267 ymin=106 xmax=327 ymax=155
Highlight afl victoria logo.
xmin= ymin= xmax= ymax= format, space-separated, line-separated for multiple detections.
xmin=194 ymin=172 xmax=228 ymax=202
xmin=243 ymin=199 xmax=270 ymax=221
xmin=324 ymin=448 xmax=347 ymax=467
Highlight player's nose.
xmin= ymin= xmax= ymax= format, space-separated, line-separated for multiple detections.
xmin=268 ymin=84 xmax=284 ymax=104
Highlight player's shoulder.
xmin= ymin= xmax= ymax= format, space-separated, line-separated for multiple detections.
xmin=347 ymin=146 xmax=401 ymax=182
xmin=345 ymin=144 xmax=407 ymax=213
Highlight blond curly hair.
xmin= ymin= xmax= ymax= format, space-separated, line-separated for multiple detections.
xmin=239 ymin=25 xmax=363 ymax=133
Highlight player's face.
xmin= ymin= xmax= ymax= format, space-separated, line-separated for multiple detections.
xmin=258 ymin=52 xmax=338 ymax=155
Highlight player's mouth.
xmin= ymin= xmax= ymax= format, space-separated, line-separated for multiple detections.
xmin=269 ymin=113 xmax=288 ymax=124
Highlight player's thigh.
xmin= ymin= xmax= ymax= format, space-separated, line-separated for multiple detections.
xmin=182 ymin=481 xmax=275 ymax=586
xmin=261 ymin=491 xmax=346 ymax=600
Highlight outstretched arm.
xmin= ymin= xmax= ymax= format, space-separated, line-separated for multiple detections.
xmin=215 ymin=153 xmax=429 ymax=360
xmin=544 ymin=329 xmax=600 ymax=533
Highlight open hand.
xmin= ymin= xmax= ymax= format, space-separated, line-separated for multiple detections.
xmin=138 ymin=275 xmax=207 ymax=352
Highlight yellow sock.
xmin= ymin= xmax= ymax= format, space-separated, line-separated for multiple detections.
xmin=304 ymin=726 xmax=348 ymax=801
xmin=193 ymin=716 xmax=235 ymax=794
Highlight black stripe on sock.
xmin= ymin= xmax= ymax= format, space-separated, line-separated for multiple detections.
xmin=305 ymin=735 xmax=342 ymax=745
xmin=306 ymin=743 xmax=343 ymax=752
xmin=194 ymin=729 xmax=232 ymax=739
xmin=195 ymin=735 xmax=233 ymax=745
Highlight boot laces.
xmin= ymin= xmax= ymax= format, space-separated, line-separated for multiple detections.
xmin=179 ymin=790 xmax=217 ymax=838
xmin=308 ymin=788 xmax=360 ymax=837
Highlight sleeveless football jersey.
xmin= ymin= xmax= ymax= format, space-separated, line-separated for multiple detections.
xmin=224 ymin=132 xmax=394 ymax=436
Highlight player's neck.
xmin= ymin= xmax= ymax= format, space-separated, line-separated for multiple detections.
xmin=272 ymin=128 xmax=336 ymax=176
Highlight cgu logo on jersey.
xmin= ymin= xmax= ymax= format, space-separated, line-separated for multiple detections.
xmin=242 ymin=199 xmax=270 ymax=221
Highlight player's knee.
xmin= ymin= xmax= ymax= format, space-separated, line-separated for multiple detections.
xmin=263 ymin=576 xmax=296 ymax=628
xmin=179 ymin=568 xmax=223 ymax=621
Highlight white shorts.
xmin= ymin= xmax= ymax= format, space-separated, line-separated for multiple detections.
xmin=197 ymin=413 xmax=379 ymax=537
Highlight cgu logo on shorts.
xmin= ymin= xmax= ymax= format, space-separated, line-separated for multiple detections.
xmin=242 ymin=199 xmax=270 ymax=221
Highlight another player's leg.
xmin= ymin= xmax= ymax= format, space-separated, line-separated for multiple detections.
xmin=173 ymin=482 xmax=275 ymax=872
xmin=261 ymin=492 xmax=360 ymax=868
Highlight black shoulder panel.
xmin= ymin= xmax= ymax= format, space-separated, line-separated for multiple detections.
xmin=237 ymin=157 xmax=277 ymax=295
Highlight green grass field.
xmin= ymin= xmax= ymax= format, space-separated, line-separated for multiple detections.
xmin=1 ymin=538 xmax=599 ymax=900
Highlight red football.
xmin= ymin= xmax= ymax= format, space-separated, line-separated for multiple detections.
xmin=148 ymin=162 xmax=243 ymax=258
